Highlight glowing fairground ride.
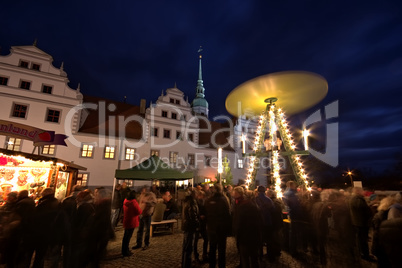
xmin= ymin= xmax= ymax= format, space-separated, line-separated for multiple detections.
xmin=225 ymin=71 xmax=328 ymax=197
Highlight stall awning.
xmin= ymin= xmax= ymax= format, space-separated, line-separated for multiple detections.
xmin=0 ymin=148 xmax=87 ymax=170
xmin=115 ymin=155 xmax=193 ymax=180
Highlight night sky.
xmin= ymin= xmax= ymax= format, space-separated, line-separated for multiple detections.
xmin=1 ymin=0 xmax=402 ymax=175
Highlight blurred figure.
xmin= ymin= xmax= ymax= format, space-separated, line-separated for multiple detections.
xmin=59 ymin=184 xmax=84 ymax=268
xmin=162 ymin=191 xmax=179 ymax=220
xmin=133 ymin=186 xmax=156 ymax=250
xmin=193 ymin=190 xmax=208 ymax=263
xmin=0 ymin=191 xmax=20 ymax=267
xmin=32 ymin=187 xmax=60 ymax=268
xmin=387 ymin=192 xmax=402 ymax=220
xmin=379 ymin=217 xmax=402 ymax=268
xmin=111 ymin=183 xmax=122 ymax=228
xmin=15 ymin=190 xmax=36 ymax=267
xmin=349 ymin=187 xmax=375 ymax=262
xmin=72 ymin=189 xmax=95 ymax=267
xmin=202 ymin=183 xmax=211 ymax=198
xmin=120 ymin=182 xmax=131 ymax=201
xmin=181 ymin=190 xmax=199 ymax=268
xmin=372 ymin=195 xmax=394 ymax=268
xmin=121 ymin=190 xmax=142 ymax=257
xmin=255 ymin=186 xmax=276 ymax=262
xmin=90 ymin=188 xmax=115 ymax=267
xmin=233 ymin=187 xmax=262 ymax=268
xmin=151 ymin=184 xmax=162 ymax=198
xmin=205 ymin=184 xmax=231 ymax=268
xmin=283 ymin=181 xmax=304 ymax=257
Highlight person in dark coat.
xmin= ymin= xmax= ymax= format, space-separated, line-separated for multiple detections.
xmin=121 ymin=190 xmax=142 ymax=257
xmin=31 ymin=187 xmax=60 ymax=268
xmin=0 ymin=191 xmax=20 ymax=267
xmin=372 ymin=196 xmax=394 ymax=268
xmin=379 ymin=217 xmax=402 ymax=268
xmin=255 ymin=186 xmax=275 ymax=262
xmin=162 ymin=191 xmax=179 ymax=220
xmin=205 ymin=184 xmax=231 ymax=268
xmin=233 ymin=187 xmax=263 ymax=268
xmin=282 ymin=181 xmax=304 ymax=257
xmin=111 ymin=183 xmax=123 ymax=228
xmin=89 ymin=188 xmax=115 ymax=267
xmin=15 ymin=190 xmax=36 ymax=267
xmin=72 ymin=189 xmax=95 ymax=268
xmin=181 ymin=189 xmax=199 ymax=268
xmin=349 ymin=187 xmax=375 ymax=262
xmin=194 ymin=190 xmax=208 ymax=263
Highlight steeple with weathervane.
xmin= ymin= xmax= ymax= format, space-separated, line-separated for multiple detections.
xmin=191 ymin=46 xmax=209 ymax=117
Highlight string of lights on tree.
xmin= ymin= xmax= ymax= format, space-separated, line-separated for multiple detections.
xmin=244 ymin=101 xmax=311 ymax=196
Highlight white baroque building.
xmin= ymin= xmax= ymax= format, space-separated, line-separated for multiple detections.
xmin=0 ymin=44 xmax=266 ymax=190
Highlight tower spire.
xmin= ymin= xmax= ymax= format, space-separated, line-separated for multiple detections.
xmin=191 ymin=46 xmax=209 ymax=117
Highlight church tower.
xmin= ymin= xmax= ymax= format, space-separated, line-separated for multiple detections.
xmin=191 ymin=48 xmax=209 ymax=117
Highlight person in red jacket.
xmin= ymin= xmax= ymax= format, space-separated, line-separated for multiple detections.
xmin=121 ymin=190 xmax=142 ymax=257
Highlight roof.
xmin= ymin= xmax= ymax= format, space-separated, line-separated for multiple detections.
xmin=198 ymin=117 xmax=236 ymax=151
xmin=0 ymin=148 xmax=87 ymax=170
xmin=78 ymin=95 xmax=144 ymax=139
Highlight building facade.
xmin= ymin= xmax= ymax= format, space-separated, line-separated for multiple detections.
xmin=0 ymin=44 xmax=266 ymax=192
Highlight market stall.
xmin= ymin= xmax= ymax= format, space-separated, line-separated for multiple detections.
xmin=0 ymin=148 xmax=86 ymax=203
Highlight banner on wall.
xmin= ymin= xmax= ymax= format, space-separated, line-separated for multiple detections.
xmin=0 ymin=120 xmax=68 ymax=146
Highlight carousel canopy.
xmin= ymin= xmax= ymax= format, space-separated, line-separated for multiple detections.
xmin=115 ymin=155 xmax=193 ymax=180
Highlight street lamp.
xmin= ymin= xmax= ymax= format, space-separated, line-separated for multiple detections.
xmin=347 ymin=171 xmax=353 ymax=186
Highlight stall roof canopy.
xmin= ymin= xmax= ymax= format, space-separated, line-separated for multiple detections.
xmin=115 ymin=155 xmax=193 ymax=180
xmin=0 ymin=148 xmax=87 ymax=170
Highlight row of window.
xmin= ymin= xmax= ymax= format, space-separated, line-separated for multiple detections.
xmin=19 ymin=60 xmax=41 ymax=71
xmin=5 ymin=136 xmax=244 ymax=169
xmin=161 ymin=110 xmax=186 ymax=120
xmin=11 ymin=103 xmax=61 ymax=122
xmin=0 ymin=75 xmax=53 ymax=94
xmin=150 ymin=127 xmax=194 ymax=141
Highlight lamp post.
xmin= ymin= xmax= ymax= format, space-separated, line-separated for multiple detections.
xmin=218 ymin=147 xmax=223 ymax=185
xmin=347 ymin=171 xmax=353 ymax=186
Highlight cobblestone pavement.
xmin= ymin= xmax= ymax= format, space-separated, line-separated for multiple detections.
xmin=101 ymin=222 xmax=378 ymax=268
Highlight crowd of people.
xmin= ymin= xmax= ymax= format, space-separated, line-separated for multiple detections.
xmin=0 ymin=185 xmax=115 ymax=268
xmin=1 ymin=181 xmax=401 ymax=268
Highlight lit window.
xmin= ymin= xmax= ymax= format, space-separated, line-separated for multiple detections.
xmin=162 ymin=111 xmax=168 ymax=117
xmin=188 ymin=154 xmax=195 ymax=166
xmin=12 ymin=104 xmax=28 ymax=118
xmin=171 ymin=113 xmax=177 ymax=119
xmin=125 ymin=148 xmax=135 ymax=160
xmin=150 ymin=150 xmax=159 ymax=157
xmin=163 ymin=129 xmax=171 ymax=139
xmin=20 ymin=80 xmax=31 ymax=90
xmin=46 ymin=109 xmax=60 ymax=123
xmin=32 ymin=63 xmax=40 ymax=71
xmin=151 ymin=127 xmax=158 ymax=137
xmin=104 ymin=146 xmax=115 ymax=159
xmin=5 ymin=137 xmax=21 ymax=151
xmin=238 ymin=159 xmax=244 ymax=169
xmin=42 ymin=145 xmax=55 ymax=155
xmin=0 ymin=76 xmax=8 ymax=86
xmin=42 ymin=85 xmax=53 ymax=94
xmin=19 ymin=60 xmax=29 ymax=68
xmin=77 ymin=173 xmax=89 ymax=186
xmin=170 ymin=151 xmax=178 ymax=165
xmin=81 ymin=144 xmax=94 ymax=158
